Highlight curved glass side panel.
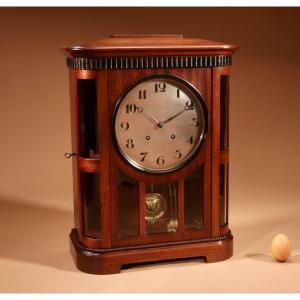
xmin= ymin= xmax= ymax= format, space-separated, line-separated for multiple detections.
xmin=220 ymin=163 xmax=229 ymax=226
xmin=77 ymin=79 xmax=99 ymax=158
xmin=81 ymin=172 xmax=101 ymax=238
xmin=220 ymin=75 xmax=229 ymax=150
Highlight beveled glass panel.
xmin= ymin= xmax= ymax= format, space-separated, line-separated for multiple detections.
xmin=145 ymin=182 xmax=178 ymax=234
xmin=81 ymin=172 xmax=101 ymax=238
xmin=77 ymin=79 xmax=99 ymax=158
xmin=118 ymin=171 xmax=139 ymax=238
xmin=220 ymin=163 xmax=229 ymax=226
xmin=220 ymin=75 xmax=229 ymax=150
xmin=184 ymin=165 xmax=204 ymax=230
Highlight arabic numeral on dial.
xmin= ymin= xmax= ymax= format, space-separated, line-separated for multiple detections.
xmin=140 ymin=152 xmax=148 ymax=162
xmin=156 ymin=156 xmax=165 ymax=165
xmin=174 ymin=149 xmax=183 ymax=159
xmin=192 ymin=117 xmax=200 ymax=127
xmin=125 ymin=104 xmax=138 ymax=113
xmin=185 ymin=100 xmax=194 ymax=110
xmin=187 ymin=136 xmax=194 ymax=144
xmin=126 ymin=139 xmax=134 ymax=149
xmin=120 ymin=121 xmax=129 ymax=132
xmin=139 ymin=89 xmax=147 ymax=99
xmin=155 ymin=82 xmax=166 ymax=93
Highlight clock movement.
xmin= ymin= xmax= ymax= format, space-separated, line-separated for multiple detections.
xmin=63 ymin=34 xmax=238 ymax=274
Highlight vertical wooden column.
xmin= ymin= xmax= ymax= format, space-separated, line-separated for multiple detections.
xmin=219 ymin=67 xmax=231 ymax=236
xmin=97 ymin=69 xmax=111 ymax=248
xmin=139 ymin=182 xmax=146 ymax=236
xmin=177 ymin=177 xmax=185 ymax=234
xmin=211 ymin=66 xmax=231 ymax=237
xmin=69 ymin=69 xmax=82 ymax=234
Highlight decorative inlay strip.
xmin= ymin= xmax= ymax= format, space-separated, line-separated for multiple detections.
xmin=72 ymin=229 xmax=232 ymax=254
xmin=67 ymin=55 xmax=232 ymax=70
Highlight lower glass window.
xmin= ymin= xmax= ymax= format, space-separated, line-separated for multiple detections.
xmin=145 ymin=182 xmax=178 ymax=234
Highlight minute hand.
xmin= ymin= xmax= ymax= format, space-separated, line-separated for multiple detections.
xmin=161 ymin=108 xmax=186 ymax=125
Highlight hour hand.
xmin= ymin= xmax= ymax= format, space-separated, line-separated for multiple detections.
xmin=137 ymin=107 xmax=163 ymax=128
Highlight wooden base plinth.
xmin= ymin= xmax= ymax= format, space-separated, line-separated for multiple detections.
xmin=70 ymin=229 xmax=233 ymax=274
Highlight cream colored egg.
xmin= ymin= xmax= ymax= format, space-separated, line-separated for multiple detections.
xmin=271 ymin=233 xmax=292 ymax=262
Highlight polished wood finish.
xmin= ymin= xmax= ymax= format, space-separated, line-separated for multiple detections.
xmin=139 ymin=182 xmax=146 ymax=236
xmin=75 ymin=69 xmax=97 ymax=80
xmin=108 ymin=68 xmax=211 ymax=247
xmin=63 ymin=35 xmax=239 ymax=57
xmin=97 ymin=69 xmax=112 ymax=248
xmin=178 ymin=177 xmax=185 ymax=233
xmin=78 ymin=157 xmax=99 ymax=173
xmin=211 ymin=66 xmax=231 ymax=237
xmin=64 ymin=35 xmax=237 ymax=274
xmin=70 ymin=228 xmax=233 ymax=274
xmin=68 ymin=69 xmax=82 ymax=233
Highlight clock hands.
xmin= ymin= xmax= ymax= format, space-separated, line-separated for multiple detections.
xmin=161 ymin=102 xmax=194 ymax=126
xmin=136 ymin=107 xmax=164 ymax=128
xmin=161 ymin=108 xmax=186 ymax=125
xmin=136 ymin=102 xmax=193 ymax=128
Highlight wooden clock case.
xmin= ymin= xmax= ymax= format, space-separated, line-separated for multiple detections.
xmin=63 ymin=35 xmax=238 ymax=274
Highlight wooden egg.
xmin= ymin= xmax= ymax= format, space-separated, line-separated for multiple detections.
xmin=271 ymin=233 xmax=292 ymax=262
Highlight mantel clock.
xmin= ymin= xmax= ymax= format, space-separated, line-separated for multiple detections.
xmin=63 ymin=34 xmax=238 ymax=274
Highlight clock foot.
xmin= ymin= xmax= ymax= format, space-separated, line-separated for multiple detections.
xmin=70 ymin=228 xmax=233 ymax=274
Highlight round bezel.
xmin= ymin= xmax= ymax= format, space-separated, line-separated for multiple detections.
xmin=112 ymin=74 xmax=209 ymax=174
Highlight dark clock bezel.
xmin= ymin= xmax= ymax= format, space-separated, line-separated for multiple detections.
xmin=111 ymin=73 xmax=209 ymax=174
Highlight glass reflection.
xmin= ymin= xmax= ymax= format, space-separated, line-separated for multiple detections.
xmin=81 ymin=172 xmax=101 ymax=238
xmin=220 ymin=75 xmax=229 ymax=150
xmin=118 ymin=171 xmax=140 ymax=238
xmin=77 ymin=79 xmax=99 ymax=158
xmin=184 ymin=165 xmax=204 ymax=230
xmin=220 ymin=163 xmax=229 ymax=226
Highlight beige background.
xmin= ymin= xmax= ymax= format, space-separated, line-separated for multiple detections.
xmin=0 ymin=7 xmax=300 ymax=292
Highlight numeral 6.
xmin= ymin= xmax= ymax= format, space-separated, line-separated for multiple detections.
xmin=156 ymin=156 xmax=165 ymax=165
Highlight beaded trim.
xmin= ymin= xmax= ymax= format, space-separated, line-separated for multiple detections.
xmin=72 ymin=231 xmax=232 ymax=254
xmin=67 ymin=55 xmax=231 ymax=70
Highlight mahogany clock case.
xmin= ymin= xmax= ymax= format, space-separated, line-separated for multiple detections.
xmin=63 ymin=35 xmax=238 ymax=274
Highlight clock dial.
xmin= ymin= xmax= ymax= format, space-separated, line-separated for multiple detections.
xmin=114 ymin=75 xmax=208 ymax=173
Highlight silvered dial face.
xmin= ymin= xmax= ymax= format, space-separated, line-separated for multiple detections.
xmin=114 ymin=75 xmax=207 ymax=173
